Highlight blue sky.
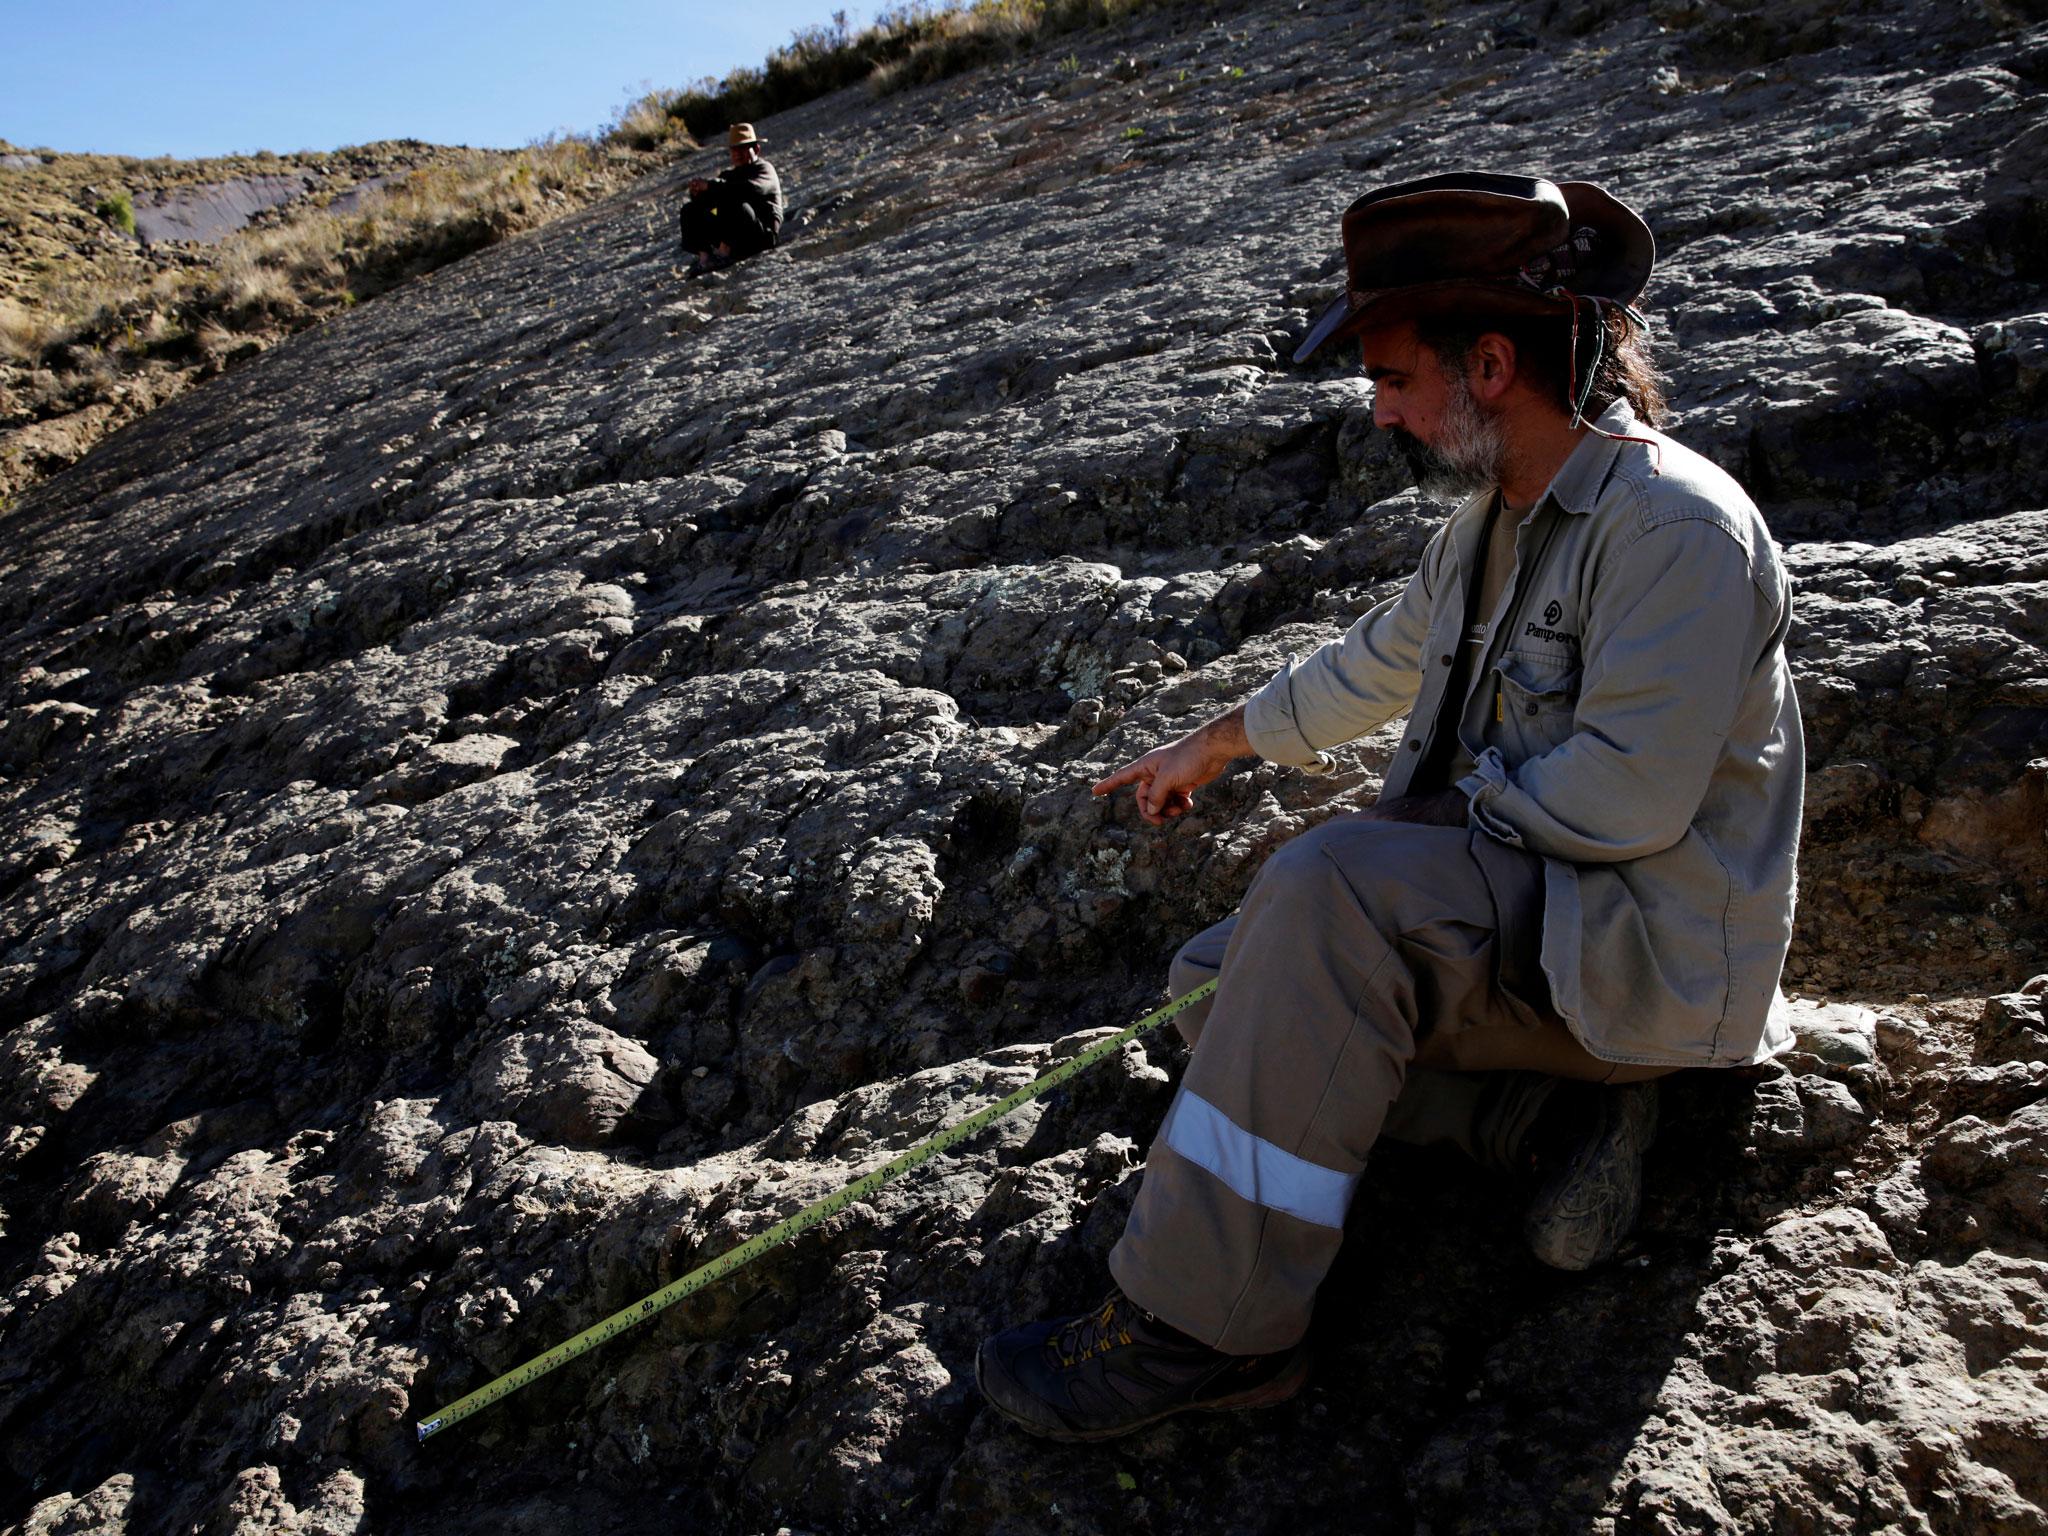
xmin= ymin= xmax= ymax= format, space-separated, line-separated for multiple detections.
xmin=0 ymin=0 xmax=869 ymax=159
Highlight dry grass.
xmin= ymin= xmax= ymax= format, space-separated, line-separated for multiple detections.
xmin=869 ymin=1 xmax=1045 ymax=92
xmin=16 ymin=140 xmax=621 ymax=359
xmin=0 ymin=298 xmax=64 ymax=365
xmin=243 ymin=221 xmax=345 ymax=284
xmin=319 ymin=140 xmax=609 ymax=298
xmin=874 ymin=0 xmax=1178 ymax=91
xmin=1 ymin=134 xmax=663 ymax=499
xmin=650 ymin=0 xmax=1204 ymax=136
xmin=649 ymin=5 xmax=948 ymax=141
xmin=0 ymin=281 xmax=130 ymax=366
xmin=210 ymin=251 xmax=301 ymax=325
xmin=193 ymin=318 xmax=237 ymax=360
xmin=608 ymin=88 xmax=690 ymax=152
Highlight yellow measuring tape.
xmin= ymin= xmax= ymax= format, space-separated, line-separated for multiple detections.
xmin=415 ymin=978 xmax=1216 ymax=1442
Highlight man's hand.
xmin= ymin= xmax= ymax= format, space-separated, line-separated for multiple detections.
xmin=1356 ymin=788 xmax=1470 ymax=828
xmin=688 ymin=177 xmax=710 ymax=195
xmin=1093 ymin=705 xmax=1252 ymax=827
xmin=715 ymin=241 xmax=733 ymax=257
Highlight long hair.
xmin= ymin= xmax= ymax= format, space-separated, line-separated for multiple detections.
xmin=1416 ymin=304 xmax=1667 ymax=427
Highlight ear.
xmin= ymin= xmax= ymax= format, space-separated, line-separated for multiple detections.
xmin=1467 ymin=332 xmax=1518 ymax=403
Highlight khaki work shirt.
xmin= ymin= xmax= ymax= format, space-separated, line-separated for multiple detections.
xmin=1244 ymin=402 xmax=1804 ymax=1067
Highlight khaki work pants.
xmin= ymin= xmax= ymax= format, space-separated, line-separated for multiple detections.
xmin=1107 ymin=818 xmax=1668 ymax=1356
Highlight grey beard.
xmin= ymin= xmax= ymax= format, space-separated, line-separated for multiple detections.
xmin=1392 ymin=379 xmax=1507 ymax=499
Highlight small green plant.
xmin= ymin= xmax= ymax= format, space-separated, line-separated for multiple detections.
xmin=1122 ymin=124 xmax=1144 ymax=138
xmin=1058 ymin=51 xmax=1082 ymax=73
xmin=94 ymin=191 xmax=136 ymax=236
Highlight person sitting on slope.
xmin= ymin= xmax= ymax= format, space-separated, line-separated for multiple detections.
xmin=678 ymin=122 xmax=784 ymax=277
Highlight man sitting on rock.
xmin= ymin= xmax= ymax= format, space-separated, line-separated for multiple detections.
xmin=678 ymin=123 xmax=784 ymax=276
xmin=977 ymin=171 xmax=1805 ymax=1441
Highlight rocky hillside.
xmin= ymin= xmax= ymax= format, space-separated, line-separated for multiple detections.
xmin=0 ymin=140 xmax=476 ymax=308
xmin=0 ymin=138 xmax=667 ymax=502
xmin=3 ymin=0 xmax=2046 ymax=1532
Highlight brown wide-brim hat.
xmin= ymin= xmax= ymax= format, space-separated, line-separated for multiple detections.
xmin=1292 ymin=171 xmax=1654 ymax=363
xmin=727 ymin=123 xmax=765 ymax=148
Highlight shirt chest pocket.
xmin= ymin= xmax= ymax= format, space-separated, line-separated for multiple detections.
xmin=1491 ymin=654 xmax=1580 ymax=761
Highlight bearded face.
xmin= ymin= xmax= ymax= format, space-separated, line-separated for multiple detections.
xmin=1388 ymin=366 xmax=1508 ymax=499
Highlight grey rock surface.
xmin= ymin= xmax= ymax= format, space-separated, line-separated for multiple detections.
xmin=2 ymin=0 xmax=2046 ymax=1532
xmin=130 ymin=174 xmax=315 ymax=246
xmin=1777 ymin=995 xmax=1880 ymax=1066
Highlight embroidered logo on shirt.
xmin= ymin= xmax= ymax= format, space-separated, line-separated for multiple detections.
xmin=1524 ymin=598 xmax=1580 ymax=648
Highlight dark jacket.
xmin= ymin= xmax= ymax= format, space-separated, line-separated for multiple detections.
xmin=687 ymin=159 xmax=784 ymax=256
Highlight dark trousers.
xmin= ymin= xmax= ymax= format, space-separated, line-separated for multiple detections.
xmin=678 ymin=197 xmax=775 ymax=261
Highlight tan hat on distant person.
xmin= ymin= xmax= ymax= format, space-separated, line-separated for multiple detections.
xmin=728 ymin=123 xmax=765 ymax=148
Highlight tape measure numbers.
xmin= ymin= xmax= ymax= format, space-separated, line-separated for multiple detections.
xmin=415 ymin=978 xmax=1217 ymax=1442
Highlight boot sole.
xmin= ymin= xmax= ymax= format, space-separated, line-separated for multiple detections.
xmin=976 ymin=1344 xmax=1312 ymax=1443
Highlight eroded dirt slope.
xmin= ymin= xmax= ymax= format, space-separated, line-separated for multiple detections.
xmin=3 ymin=0 xmax=2046 ymax=1532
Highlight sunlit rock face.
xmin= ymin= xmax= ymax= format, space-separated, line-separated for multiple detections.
xmin=3 ymin=0 xmax=2045 ymax=1531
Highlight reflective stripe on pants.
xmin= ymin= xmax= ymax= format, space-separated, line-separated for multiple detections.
xmin=1108 ymin=819 xmax=1553 ymax=1355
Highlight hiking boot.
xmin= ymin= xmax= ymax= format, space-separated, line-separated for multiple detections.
xmin=976 ymin=1288 xmax=1309 ymax=1442
xmin=1521 ymin=1079 xmax=1660 ymax=1271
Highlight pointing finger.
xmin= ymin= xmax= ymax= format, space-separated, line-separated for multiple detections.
xmin=1091 ymin=761 xmax=1149 ymax=797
